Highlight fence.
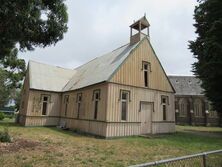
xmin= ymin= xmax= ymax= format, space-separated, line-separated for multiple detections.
xmin=129 ymin=149 xmax=222 ymax=167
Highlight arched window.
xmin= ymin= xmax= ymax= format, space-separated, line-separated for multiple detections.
xmin=179 ymin=98 xmax=187 ymax=117
xmin=194 ymin=99 xmax=203 ymax=117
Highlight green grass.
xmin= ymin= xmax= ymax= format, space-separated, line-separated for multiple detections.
xmin=0 ymin=117 xmax=15 ymax=123
xmin=0 ymin=123 xmax=221 ymax=167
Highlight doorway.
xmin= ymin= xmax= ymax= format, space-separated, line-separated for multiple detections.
xmin=141 ymin=102 xmax=153 ymax=134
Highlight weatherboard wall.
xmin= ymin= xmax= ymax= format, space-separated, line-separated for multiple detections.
xmin=21 ymin=89 xmax=61 ymax=126
xmin=18 ymin=35 xmax=176 ymax=136
xmin=110 ymin=38 xmax=174 ymax=93
xmin=105 ymin=83 xmax=175 ymax=137
xmin=57 ymin=83 xmax=108 ymax=136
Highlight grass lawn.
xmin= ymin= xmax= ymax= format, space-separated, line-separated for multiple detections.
xmin=0 ymin=117 xmax=15 ymax=123
xmin=0 ymin=123 xmax=221 ymax=167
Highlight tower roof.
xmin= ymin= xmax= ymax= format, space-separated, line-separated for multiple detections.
xmin=130 ymin=16 xmax=150 ymax=31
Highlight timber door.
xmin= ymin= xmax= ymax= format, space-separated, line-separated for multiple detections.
xmin=141 ymin=102 xmax=153 ymax=134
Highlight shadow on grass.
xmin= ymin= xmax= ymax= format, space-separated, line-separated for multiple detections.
xmin=0 ymin=121 xmax=21 ymax=127
xmin=1 ymin=122 xmax=221 ymax=146
xmin=47 ymin=127 xmax=107 ymax=140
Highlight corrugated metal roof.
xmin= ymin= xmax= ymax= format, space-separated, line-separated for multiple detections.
xmin=168 ymin=75 xmax=204 ymax=96
xmin=29 ymin=61 xmax=76 ymax=92
xmin=62 ymin=42 xmax=140 ymax=91
xmin=28 ymin=38 xmax=141 ymax=92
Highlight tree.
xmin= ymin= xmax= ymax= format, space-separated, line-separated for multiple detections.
xmin=0 ymin=49 xmax=26 ymax=109
xmin=0 ymin=0 xmax=68 ymax=59
xmin=1 ymin=49 xmax=26 ymax=89
xmin=0 ymin=0 xmax=68 ymax=108
xmin=189 ymin=0 xmax=222 ymax=124
xmin=0 ymin=69 xmax=10 ymax=108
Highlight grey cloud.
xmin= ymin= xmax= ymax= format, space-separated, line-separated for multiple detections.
xmin=18 ymin=0 xmax=198 ymax=75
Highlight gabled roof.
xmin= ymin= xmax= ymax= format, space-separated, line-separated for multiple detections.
xmin=29 ymin=61 xmax=75 ymax=92
xmin=28 ymin=38 xmax=141 ymax=92
xmin=62 ymin=41 xmax=140 ymax=91
xmin=168 ymin=75 xmax=204 ymax=96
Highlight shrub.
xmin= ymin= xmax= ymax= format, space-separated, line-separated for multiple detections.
xmin=0 ymin=127 xmax=12 ymax=142
xmin=5 ymin=114 xmax=14 ymax=119
xmin=0 ymin=112 xmax=5 ymax=120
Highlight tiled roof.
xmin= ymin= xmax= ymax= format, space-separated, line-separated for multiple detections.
xmin=168 ymin=75 xmax=204 ymax=96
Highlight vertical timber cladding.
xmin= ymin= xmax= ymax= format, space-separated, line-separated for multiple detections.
xmin=60 ymin=83 xmax=108 ymax=137
xmin=110 ymin=38 xmax=174 ymax=92
xmin=106 ymin=83 xmax=175 ymax=137
xmin=24 ymin=89 xmax=62 ymax=126
xmin=106 ymin=38 xmax=175 ymax=137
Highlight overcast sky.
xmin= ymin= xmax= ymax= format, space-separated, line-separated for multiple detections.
xmin=18 ymin=0 xmax=198 ymax=75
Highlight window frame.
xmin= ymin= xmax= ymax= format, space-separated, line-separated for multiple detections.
xmin=119 ymin=89 xmax=131 ymax=102
xmin=41 ymin=94 xmax=51 ymax=102
xmin=93 ymin=89 xmax=101 ymax=119
xmin=41 ymin=94 xmax=51 ymax=116
xmin=64 ymin=95 xmax=69 ymax=116
xmin=120 ymin=90 xmax=130 ymax=121
xmin=179 ymin=98 xmax=188 ymax=117
xmin=161 ymin=95 xmax=169 ymax=105
xmin=161 ymin=95 xmax=169 ymax=121
xmin=142 ymin=61 xmax=152 ymax=71
xmin=194 ymin=99 xmax=203 ymax=117
xmin=92 ymin=89 xmax=101 ymax=101
xmin=76 ymin=93 xmax=82 ymax=103
xmin=76 ymin=93 xmax=82 ymax=119
xmin=142 ymin=61 xmax=151 ymax=88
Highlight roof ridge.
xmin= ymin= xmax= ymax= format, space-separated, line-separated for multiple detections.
xmin=62 ymin=41 xmax=139 ymax=91
xmin=73 ymin=57 xmax=98 ymax=70
xmin=29 ymin=60 xmax=73 ymax=71
xmin=73 ymin=43 xmax=130 ymax=70
xmin=168 ymin=75 xmax=195 ymax=77
xmin=111 ymin=43 xmax=129 ymax=52
xmin=29 ymin=42 xmax=130 ymax=73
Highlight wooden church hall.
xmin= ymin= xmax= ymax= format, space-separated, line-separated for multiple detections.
xmin=18 ymin=16 xmax=175 ymax=138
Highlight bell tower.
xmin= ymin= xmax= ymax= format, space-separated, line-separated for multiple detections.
xmin=130 ymin=15 xmax=150 ymax=45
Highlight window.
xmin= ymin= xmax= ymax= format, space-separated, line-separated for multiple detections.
xmin=142 ymin=61 xmax=150 ymax=87
xmin=64 ymin=95 xmax=69 ymax=116
xmin=162 ymin=98 xmax=166 ymax=104
xmin=76 ymin=93 xmax=82 ymax=118
xmin=163 ymin=105 xmax=166 ymax=120
xmin=161 ymin=96 xmax=168 ymax=121
xmin=179 ymin=98 xmax=188 ymax=117
xmin=194 ymin=99 xmax=202 ymax=117
xmin=121 ymin=90 xmax=129 ymax=121
xmin=161 ymin=96 xmax=169 ymax=104
xmin=93 ymin=90 xmax=100 ymax=119
xmin=119 ymin=89 xmax=131 ymax=101
xmin=41 ymin=94 xmax=50 ymax=115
